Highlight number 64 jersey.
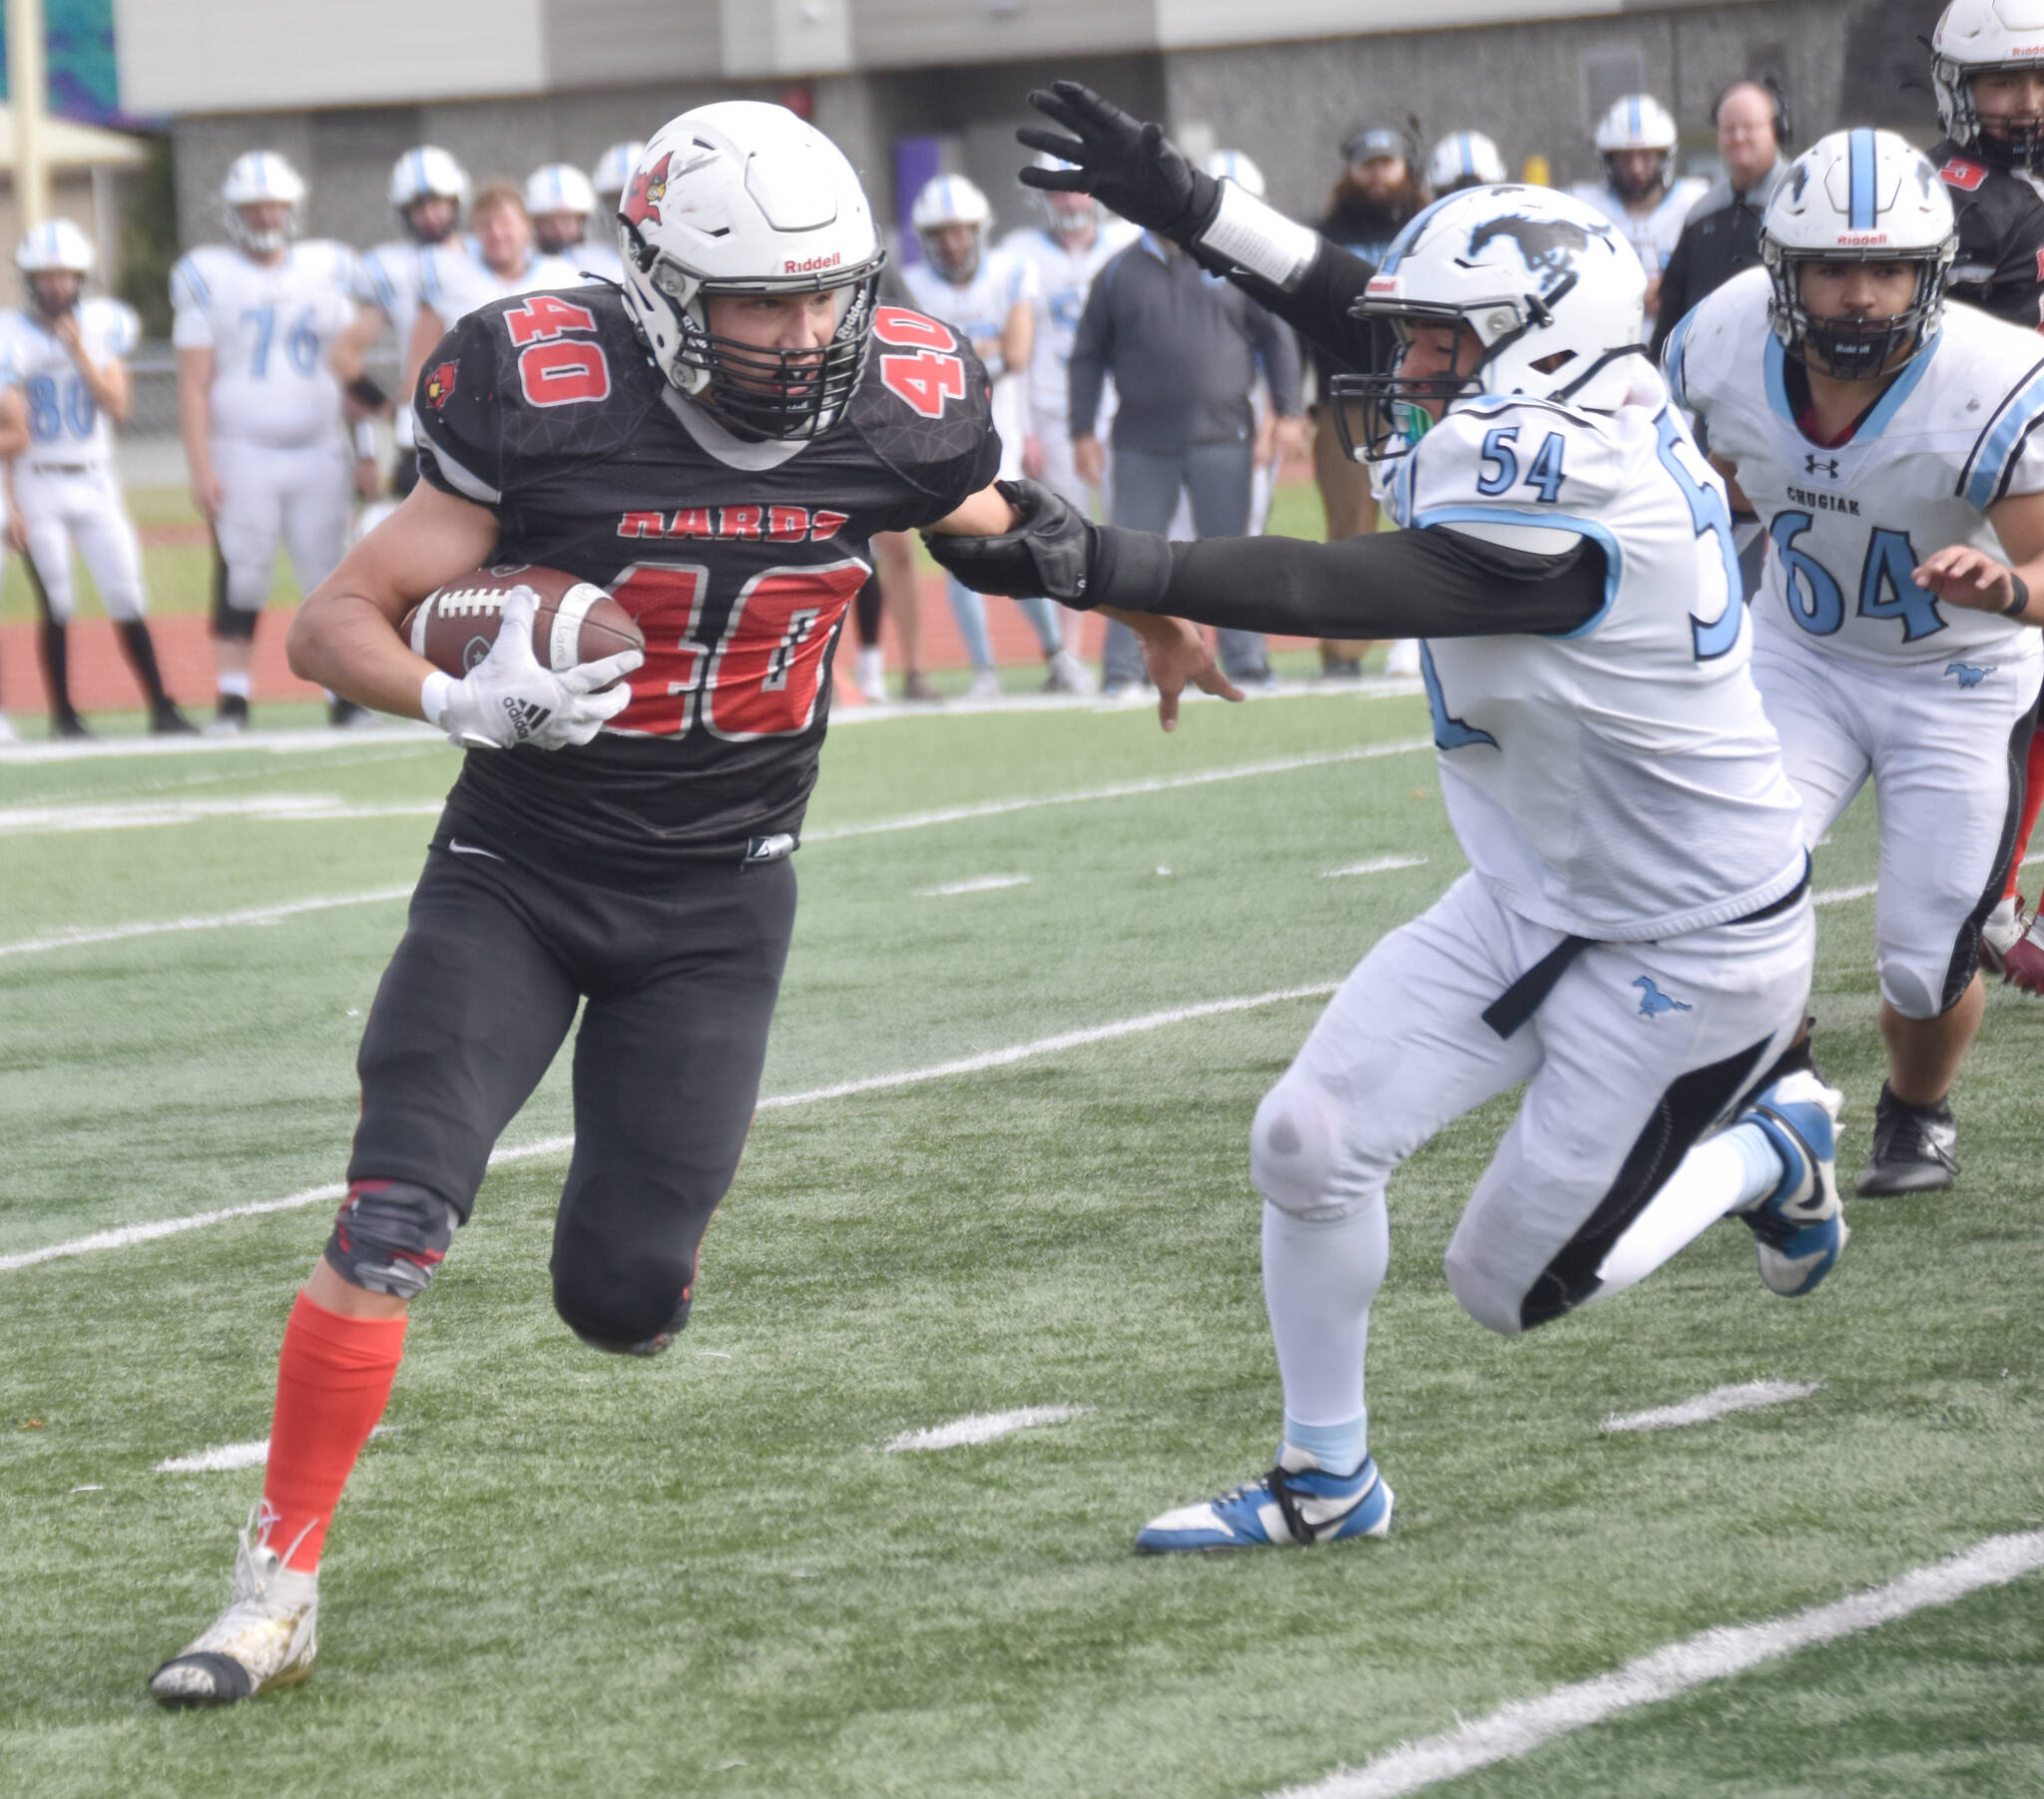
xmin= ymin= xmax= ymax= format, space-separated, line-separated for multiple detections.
xmin=1383 ymin=371 xmax=1807 ymax=943
xmin=413 ymin=288 xmax=998 ymax=882
xmin=1668 ymin=266 xmax=2044 ymax=676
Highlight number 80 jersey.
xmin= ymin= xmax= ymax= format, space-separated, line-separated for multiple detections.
xmin=414 ymin=289 xmax=999 ymax=879
xmin=1385 ymin=376 xmax=1806 ymax=942
xmin=1668 ymin=267 xmax=2044 ymax=673
xmin=0 ymin=297 xmax=139 ymax=467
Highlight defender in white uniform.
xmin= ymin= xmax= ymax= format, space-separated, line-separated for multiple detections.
xmin=173 ymin=152 xmax=361 ymax=730
xmin=1670 ymin=129 xmax=2044 ymax=1195
xmin=525 ymin=163 xmax=619 ymax=283
xmin=1 ymin=221 xmax=191 ymax=734
xmin=406 ymin=183 xmax=580 ymax=397
xmin=1569 ymin=94 xmax=1707 ymax=334
xmin=944 ymin=107 xmax=1850 ymax=1550
xmin=330 ymin=147 xmax=470 ymax=500
xmin=901 ymin=174 xmax=1090 ymax=694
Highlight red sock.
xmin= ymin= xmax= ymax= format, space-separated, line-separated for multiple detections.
xmin=261 ymin=1291 xmax=407 ymax=1571
xmin=2008 ymin=731 xmax=2044 ymax=903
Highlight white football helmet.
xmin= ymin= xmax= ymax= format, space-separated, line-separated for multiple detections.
xmin=1593 ymin=94 xmax=1679 ymax=199
xmin=17 ymin=218 xmax=93 ymax=318
xmin=1425 ymin=131 xmax=1508 ymax=196
xmin=388 ymin=147 xmax=469 ymax=236
xmin=221 ymin=151 xmax=305 ymax=252
xmin=911 ymin=175 xmax=992 ymax=281
xmin=525 ymin=163 xmax=597 ymax=219
xmin=1202 ymin=149 xmax=1268 ymax=200
xmin=1333 ymin=185 xmax=1647 ymax=463
xmin=1761 ymin=129 xmax=1957 ymax=381
xmin=17 ymin=218 xmax=94 ymax=275
xmin=1029 ymin=150 xmax=1101 ymax=240
xmin=1931 ymin=0 xmax=2044 ymax=170
xmin=591 ymin=141 xmax=647 ymax=209
xmin=616 ymin=102 xmax=884 ymax=441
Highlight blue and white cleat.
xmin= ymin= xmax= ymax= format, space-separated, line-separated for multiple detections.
xmin=1136 ymin=1449 xmax=1393 ymax=1554
xmin=1736 ymin=1071 xmax=1847 ymax=1297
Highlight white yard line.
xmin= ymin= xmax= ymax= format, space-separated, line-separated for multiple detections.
xmin=1271 ymin=1529 xmax=2044 ymax=1799
xmin=0 ymin=983 xmax=1334 ymax=1274
xmin=881 ymin=1406 xmax=1091 ymax=1452
xmin=0 ymin=722 xmax=441 ymax=764
xmin=0 ymin=887 xmax=414 ymax=959
xmin=1813 ymin=882 xmax=1877 ymax=907
xmin=1600 ymin=1380 xmax=1821 ymax=1434
xmin=3 ymin=738 xmax=1431 ymax=840
xmin=916 ymin=874 xmax=1033 ymax=897
xmin=1323 ymin=855 xmax=1430 ymax=879
xmin=155 ymin=1426 xmax=386 ymax=1474
xmin=803 ymin=740 xmax=1431 ymax=843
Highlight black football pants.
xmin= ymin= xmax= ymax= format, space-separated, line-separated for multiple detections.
xmin=347 ymin=833 xmax=796 ymax=1345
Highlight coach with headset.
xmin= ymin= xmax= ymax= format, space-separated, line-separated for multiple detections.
xmin=1649 ymin=80 xmax=1790 ymax=357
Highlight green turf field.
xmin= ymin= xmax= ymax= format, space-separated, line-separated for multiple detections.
xmin=3 ymin=692 xmax=2041 ymax=1798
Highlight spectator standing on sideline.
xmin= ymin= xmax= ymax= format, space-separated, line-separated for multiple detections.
xmin=1651 ymin=82 xmax=1791 ymax=358
xmin=1070 ymin=223 xmax=1303 ymax=692
xmin=1312 ymin=125 xmax=1422 ymax=678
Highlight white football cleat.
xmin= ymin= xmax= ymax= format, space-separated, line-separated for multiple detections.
xmin=1735 ymin=1070 xmax=1848 ymax=1296
xmin=150 ymin=1507 xmax=319 ymax=1706
xmin=966 ymin=668 xmax=1003 ymax=699
xmin=854 ymin=645 xmax=887 ymax=704
xmin=0 ymin=710 xmax=17 ymax=745
xmin=1044 ymin=647 xmax=1097 ymax=695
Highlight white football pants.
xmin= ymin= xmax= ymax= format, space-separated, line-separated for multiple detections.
xmin=212 ymin=435 xmax=351 ymax=615
xmin=1752 ymin=624 xmax=2042 ymax=1019
xmin=1252 ymin=870 xmax=1813 ymax=1339
xmin=15 ymin=462 xmax=148 ymax=622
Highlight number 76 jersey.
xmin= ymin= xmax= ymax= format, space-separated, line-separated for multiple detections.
xmin=413 ymin=288 xmax=999 ymax=879
xmin=1668 ymin=266 xmax=2044 ymax=673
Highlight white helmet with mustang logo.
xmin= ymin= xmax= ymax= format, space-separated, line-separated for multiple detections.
xmin=1761 ymin=128 xmax=1958 ymax=380
xmin=1332 ymin=185 xmax=1647 ymax=461
xmin=616 ymin=102 xmax=885 ymax=440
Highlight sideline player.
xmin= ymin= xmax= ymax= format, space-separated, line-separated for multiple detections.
xmin=899 ymin=174 xmax=1091 ymax=695
xmin=525 ymin=162 xmax=615 ymax=280
xmin=172 ymin=152 xmax=363 ymax=732
xmin=147 ymin=102 xmax=1224 ymax=1704
xmin=1668 ymin=130 xmax=2044 ymax=1194
xmin=1 ymin=221 xmax=191 ymax=734
xmin=1927 ymin=0 xmax=2044 ymax=985
xmin=1424 ymin=130 xmax=1508 ymax=198
xmin=1570 ymin=94 xmax=1707 ymax=333
xmin=330 ymin=146 xmax=471 ymax=500
xmin=934 ymin=84 xmax=1845 ymax=1553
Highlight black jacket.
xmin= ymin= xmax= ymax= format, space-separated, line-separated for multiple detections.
xmin=1651 ymin=158 xmax=1789 ymax=357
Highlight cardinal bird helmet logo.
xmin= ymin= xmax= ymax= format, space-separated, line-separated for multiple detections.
xmin=623 ymin=152 xmax=673 ymax=229
xmin=424 ymin=360 xmax=457 ymax=409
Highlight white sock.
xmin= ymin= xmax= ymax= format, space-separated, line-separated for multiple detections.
xmin=1262 ymin=1198 xmax=1387 ymax=1454
xmin=217 ymin=672 xmax=252 ymax=699
xmin=1593 ymin=1124 xmax=1784 ymax=1299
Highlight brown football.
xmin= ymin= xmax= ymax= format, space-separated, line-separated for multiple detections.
xmin=401 ymin=564 xmax=643 ymax=677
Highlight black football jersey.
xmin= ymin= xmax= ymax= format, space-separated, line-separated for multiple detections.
xmin=413 ymin=287 xmax=999 ymax=880
xmin=1934 ymin=142 xmax=2044 ymax=331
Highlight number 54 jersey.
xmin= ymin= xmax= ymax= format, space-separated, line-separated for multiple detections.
xmin=1668 ymin=266 xmax=2044 ymax=676
xmin=413 ymin=289 xmax=998 ymax=881
xmin=1384 ymin=372 xmax=1806 ymax=943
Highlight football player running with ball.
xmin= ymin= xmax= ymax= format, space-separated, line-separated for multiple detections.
xmin=148 ymin=101 xmax=1222 ymax=1707
xmin=928 ymin=85 xmax=1843 ymax=1554
xmin=1667 ymin=131 xmax=2044 ymax=1194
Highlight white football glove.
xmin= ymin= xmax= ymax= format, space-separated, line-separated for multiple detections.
xmin=420 ymin=585 xmax=642 ymax=751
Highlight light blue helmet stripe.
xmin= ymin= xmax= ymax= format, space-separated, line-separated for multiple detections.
xmin=1628 ymin=96 xmax=1641 ymax=139
xmin=1460 ymin=136 xmax=1473 ymax=177
xmin=1848 ymin=128 xmax=1877 ymax=230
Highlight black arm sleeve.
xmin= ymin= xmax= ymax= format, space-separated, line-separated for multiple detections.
xmin=1094 ymin=521 xmax=1605 ymax=640
xmin=1196 ymin=238 xmax=1377 ymax=375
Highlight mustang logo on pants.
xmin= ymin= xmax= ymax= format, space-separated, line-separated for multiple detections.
xmin=1634 ymin=977 xmax=1694 ymax=1019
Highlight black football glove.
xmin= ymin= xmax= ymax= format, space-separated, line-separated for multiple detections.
xmin=922 ymin=479 xmax=1099 ymax=605
xmin=1017 ymin=82 xmax=1222 ymax=244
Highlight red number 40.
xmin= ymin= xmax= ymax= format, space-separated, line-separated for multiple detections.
xmin=504 ymin=294 xmax=610 ymax=407
xmin=874 ymin=306 xmax=967 ymax=418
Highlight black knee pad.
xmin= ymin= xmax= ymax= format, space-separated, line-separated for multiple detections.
xmin=550 ymin=1176 xmax=700 ymax=1356
xmin=324 ymin=1179 xmax=459 ymax=1300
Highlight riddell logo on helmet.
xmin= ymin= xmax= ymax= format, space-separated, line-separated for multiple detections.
xmin=783 ymin=251 xmax=842 ymax=274
xmin=1835 ymin=231 xmax=1889 ymax=246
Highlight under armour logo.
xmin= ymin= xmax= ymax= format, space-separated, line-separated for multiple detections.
xmin=501 ymin=696 xmax=553 ymax=739
xmin=1944 ymin=662 xmax=1994 ymax=689
xmin=1804 ymin=454 xmax=1840 ymax=477
xmin=1633 ymin=977 xmax=1694 ymax=1020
